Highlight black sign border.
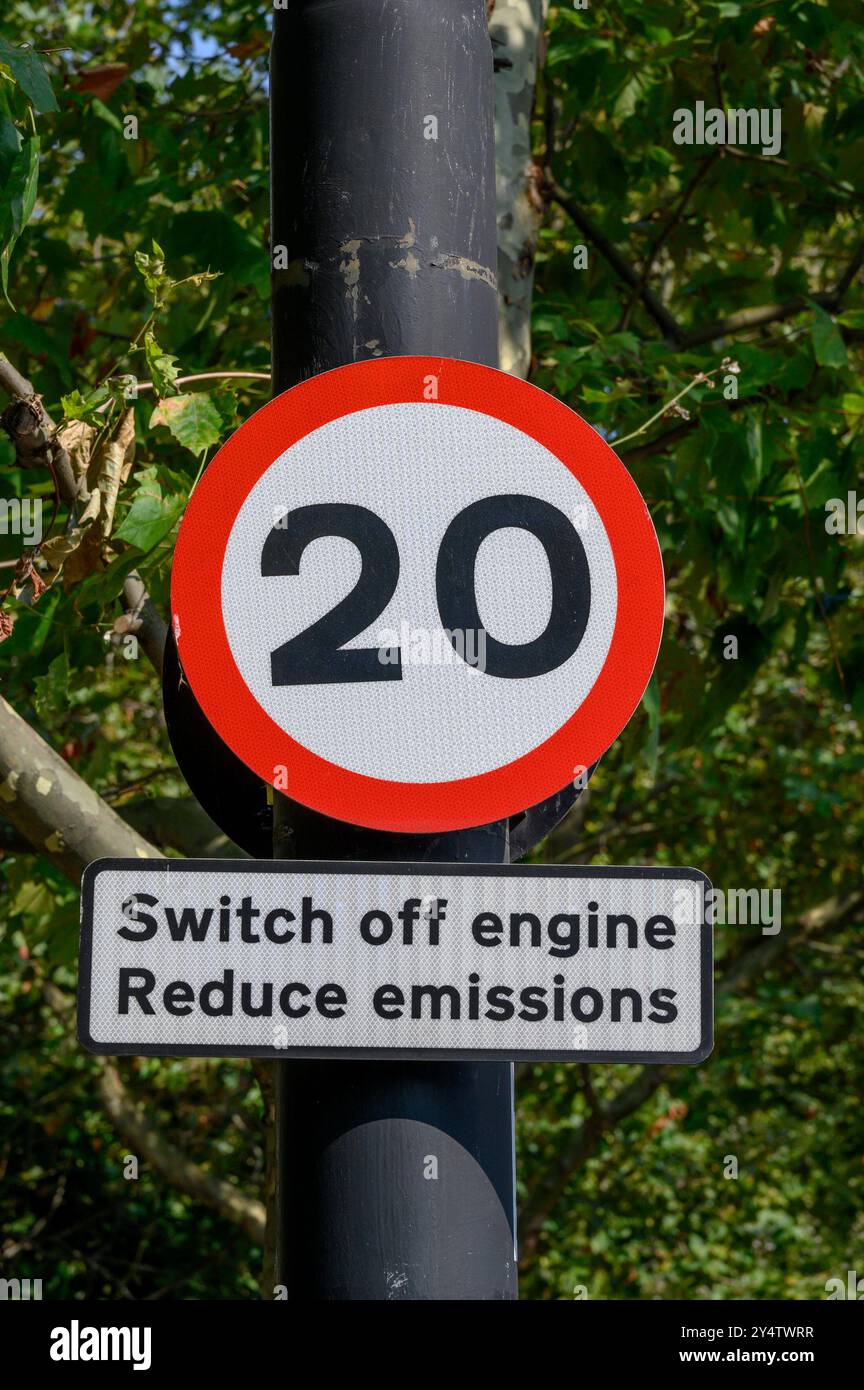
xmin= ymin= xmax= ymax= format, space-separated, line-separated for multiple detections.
xmin=78 ymin=860 xmax=713 ymax=1065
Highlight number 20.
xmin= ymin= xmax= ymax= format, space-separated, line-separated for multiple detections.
xmin=261 ymin=494 xmax=590 ymax=685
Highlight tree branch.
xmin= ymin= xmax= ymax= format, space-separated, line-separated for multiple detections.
xmin=135 ymin=370 xmax=269 ymax=393
xmin=0 ymin=351 xmax=168 ymax=675
xmin=119 ymin=572 xmax=168 ymax=677
xmin=96 ymin=1054 xmax=265 ymax=1245
xmin=518 ymin=1064 xmax=666 ymax=1259
xmin=716 ymin=889 xmax=864 ymax=999
xmin=619 ymin=418 xmax=694 ymax=463
xmin=619 ymin=152 xmax=721 ymax=332
xmin=0 ymin=791 xmax=245 ymax=859
xmin=680 ymin=293 xmax=833 ymax=350
xmin=518 ymin=888 xmax=864 ymax=1256
xmin=43 ymin=982 xmax=265 ymax=1247
xmin=546 ymin=178 xmax=685 ymax=344
xmin=545 ymin=181 xmax=862 ymax=354
xmin=0 ymin=692 xmax=158 ymax=879
xmin=123 ymin=794 xmax=248 ymax=856
xmin=680 ymin=236 xmax=864 ymax=350
xmin=0 ymin=354 xmax=79 ymax=507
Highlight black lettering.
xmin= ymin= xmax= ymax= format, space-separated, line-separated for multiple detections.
xmin=467 ymin=972 xmax=481 ymax=1020
xmin=264 ymin=909 xmax=295 ymax=943
xmin=373 ymin=984 xmax=404 ymax=1018
xmin=164 ymin=905 xmax=213 ymax=942
xmin=645 ymin=914 xmax=676 ymax=948
xmin=163 ymin=981 xmax=194 ymax=1015
xmin=571 ymin=987 xmax=603 ymax=1022
xmin=435 ymin=494 xmax=590 ymax=678
xmin=427 ymin=899 xmax=446 ymax=946
xmin=606 ymin=913 xmax=638 ymax=948
xmin=264 ymin=503 xmax=402 ymax=686
xmin=118 ymin=968 xmax=155 ymax=1014
xmin=279 ymin=982 xmax=311 ymax=1017
xmin=241 ymin=982 xmax=274 ymax=1016
xmin=360 ymin=909 xmax=392 ymax=944
xmin=236 ymin=896 xmax=260 ymax=943
xmin=201 ymin=969 xmax=234 ymax=1016
xmin=611 ymin=987 xmax=642 ymax=1022
xmin=553 ymin=973 xmax=565 ymax=1021
xmin=117 ymin=894 xmax=159 ymax=942
xmin=484 ymin=985 xmax=515 ymax=1020
xmin=518 ymin=986 xmax=548 ymax=1021
xmin=586 ymin=901 xmax=599 ymax=947
xmin=548 ymin=914 xmax=580 ymax=957
xmin=472 ymin=912 xmax=503 ymax=946
xmin=410 ymin=984 xmax=460 ymax=1020
xmin=316 ymin=983 xmax=347 ymax=1018
xmin=647 ymin=988 xmax=678 ymax=1022
xmin=398 ymin=898 xmax=421 ymax=944
xmin=509 ymin=912 xmax=542 ymax=949
xmin=301 ymin=896 xmax=333 ymax=944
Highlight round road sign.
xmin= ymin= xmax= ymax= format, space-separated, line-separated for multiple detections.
xmin=170 ymin=355 xmax=663 ymax=833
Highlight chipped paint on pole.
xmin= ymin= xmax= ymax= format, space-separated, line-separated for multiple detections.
xmin=271 ymin=0 xmax=499 ymax=388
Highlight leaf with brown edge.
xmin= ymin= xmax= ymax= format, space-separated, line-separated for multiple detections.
xmin=72 ymin=64 xmax=129 ymax=101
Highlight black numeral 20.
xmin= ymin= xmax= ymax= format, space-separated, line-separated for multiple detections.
xmin=261 ymin=494 xmax=590 ymax=685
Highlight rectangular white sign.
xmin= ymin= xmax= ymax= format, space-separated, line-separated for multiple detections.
xmin=78 ymin=860 xmax=713 ymax=1063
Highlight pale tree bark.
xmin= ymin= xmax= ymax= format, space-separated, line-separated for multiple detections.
xmin=0 ymin=693 xmax=158 ymax=879
xmin=492 ymin=0 xmax=549 ymax=377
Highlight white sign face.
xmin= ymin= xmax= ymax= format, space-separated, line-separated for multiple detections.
xmin=170 ymin=357 xmax=665 ymax=833
xmin=79 ymin=861 xmax=713 ymax=1063
xmin=221 ymin=404 xmax=618 ymax=782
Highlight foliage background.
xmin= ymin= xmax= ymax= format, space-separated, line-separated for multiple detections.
xmin=0 ymin=0 xmax=862 ymax=1300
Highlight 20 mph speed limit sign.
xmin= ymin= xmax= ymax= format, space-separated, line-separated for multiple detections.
xmin=171 ymin=356 xmax=664 ymax=832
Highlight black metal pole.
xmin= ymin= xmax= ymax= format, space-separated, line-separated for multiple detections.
xmin=270 ymin=0 xmax=517 ymax=1300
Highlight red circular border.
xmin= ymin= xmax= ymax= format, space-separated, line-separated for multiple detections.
xmin=171 ymin=356 xmax=664 ymax=832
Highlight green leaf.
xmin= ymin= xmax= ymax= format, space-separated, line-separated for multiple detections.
xmin=641 ymin=674 xmax=660 ymax=780
xmin=161 ymin=211 xmax=263 ymax=293
xmin=0 ymin=134 xmax=39 ymax=305
xmin=809 ymin=303 xmax=848 ymax=369
xmin=114 ymin=467 xmax=184 ymax=551
xmin=150 ymin=392 xmax=222 ymax=455
xmin=144 ymin=330 xmax=180 ymax=398
xmin=33 ymin=650 xmax=69 ymax=718
xmin=60 ymin=383 xmax=110 ymax=423
xmin=614 ymin=73 xmax=648 ymax=121
xmin=74 ymin=548 xmax=144 ymax=611
xmin=745 ymin=416 xmax=764 ymax=490
xmin=89 ymin=96 xmax=123 ymax=133
xmin=0 ymin=40 xmax=58 ymax=114
xmin=134 ymin=238 xmax=174 ymax=307
xmin=0 ymin=114 xmax=21 ymax=169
